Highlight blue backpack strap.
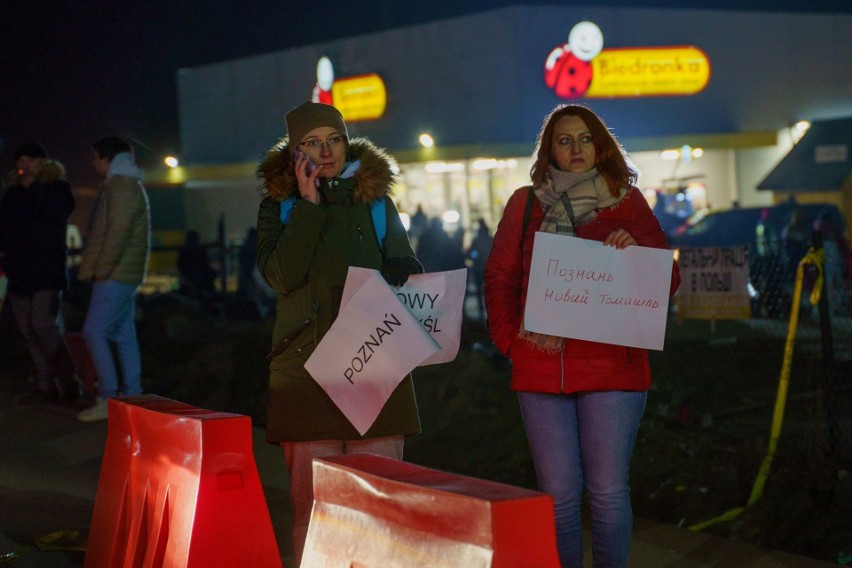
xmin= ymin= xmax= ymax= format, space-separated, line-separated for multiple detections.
xmin=370 ymin=197 xmax=386 ymax=250
xmin=281 ymin=194 xmax=386 ymax=248
xmin=279 ymin=194 xmax=297 ymax=225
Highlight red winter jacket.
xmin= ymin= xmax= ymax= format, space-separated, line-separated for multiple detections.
xmin=484 ymin=186 xmax=681 ymax=394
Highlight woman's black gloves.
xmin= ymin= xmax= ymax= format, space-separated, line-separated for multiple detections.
xmin=380 ymin=256 xmax=423 ymax=287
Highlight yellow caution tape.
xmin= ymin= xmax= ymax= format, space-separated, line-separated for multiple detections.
xmin=688 ymin=247 xmax=824 ymax=531
xmin=805 ymin=248 xmax=824 ymax=307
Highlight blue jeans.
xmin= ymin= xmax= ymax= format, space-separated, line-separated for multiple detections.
xmin=82 ymin=280 xmax=142 ymax=398
xmin=518 ymin=390 xmax=647 ymax=568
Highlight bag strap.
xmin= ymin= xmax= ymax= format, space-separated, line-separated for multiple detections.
xmin=370 ymin=197 xmax=386 ymax=250
xmin=278 ymin=194 xmax=298 ymax=224
xmin=280 ymin=194 xmax=387 ymax=250
xmin=521 ymin=186 xmax=535 ymax=245
xmin=558 ymin=193 xmax=576 ymax=223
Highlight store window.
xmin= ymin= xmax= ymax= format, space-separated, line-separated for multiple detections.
xmin=395 ymin=157 xmax=531 ymax=243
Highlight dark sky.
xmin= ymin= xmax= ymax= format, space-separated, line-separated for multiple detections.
xmin=2 ymin=0 xmax=849 ymax=186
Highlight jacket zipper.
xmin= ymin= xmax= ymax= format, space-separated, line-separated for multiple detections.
xmin=312 ymin=302 xmax=319 ymax=346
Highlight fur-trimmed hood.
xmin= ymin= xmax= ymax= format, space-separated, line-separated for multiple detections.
xmin=257 ymin=137 xmax=396 ymax=203
xmin=37 ymin=160 xmax=67 ymax=183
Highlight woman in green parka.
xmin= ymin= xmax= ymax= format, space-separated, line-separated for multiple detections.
xmin=256 ymin=101 xmax=423 ymax=563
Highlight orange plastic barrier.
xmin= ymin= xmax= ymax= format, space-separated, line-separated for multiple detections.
xmin=303 ymin=454 xmax=559 ymax=567
xmin=84 ymin=395 xmax=282 ymax=568
xmin=64 ymin=332 xmax=98 ymax=397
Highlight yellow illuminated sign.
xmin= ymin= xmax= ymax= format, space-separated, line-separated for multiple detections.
xmin=586 ymin=46 xmax=710 ymax=98
xmin=331 ymin=74 xmax=387 ymax=121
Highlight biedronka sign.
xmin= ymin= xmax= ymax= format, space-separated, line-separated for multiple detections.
xmin=544 ymin=21 xmax=711 ymax=99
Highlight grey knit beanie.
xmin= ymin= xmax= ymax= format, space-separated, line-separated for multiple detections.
xmin=285 ymin=101 xmax=348 ymax=155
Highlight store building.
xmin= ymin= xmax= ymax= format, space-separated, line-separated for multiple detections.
xmin=146 ymin=4 xmax=852 ymax=250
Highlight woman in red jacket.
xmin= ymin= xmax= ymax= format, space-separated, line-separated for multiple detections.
xmin=484 ymin=104 xmax=680 ymax=567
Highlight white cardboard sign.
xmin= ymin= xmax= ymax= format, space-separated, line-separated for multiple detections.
xmin=305 ymin=268 xmax=439 ymax=435
xmin=342 ymin=267 xmax=467 ymax=366
xmin=523 ymin=232 xmax=674 ymax=350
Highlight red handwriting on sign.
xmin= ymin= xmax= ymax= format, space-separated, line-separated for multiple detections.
xmin=546 ymin=258 xmax=615 ymax=284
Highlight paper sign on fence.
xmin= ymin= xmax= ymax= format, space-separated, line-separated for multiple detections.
xmin=523 ymin=232 xmax=674 ymax=350
xmin=306 ymin=268 xmax=440 ymax=435
xmin=675 ymin=246 xmax=751 ymax=320
xmin=342 ymin=267 xmax=467 ymax=366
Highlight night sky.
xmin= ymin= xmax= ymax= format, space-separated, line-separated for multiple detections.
xmin=2 ymin=0 xmax=849 ymax=186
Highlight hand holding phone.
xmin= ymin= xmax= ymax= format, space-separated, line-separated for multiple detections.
xmin=295 ymin=149 xmax=318 ymax=177
xmin=293 ymin=150 xmax=317 ymax=177
xmin=294 ymin=149 xmax=321 ymax=203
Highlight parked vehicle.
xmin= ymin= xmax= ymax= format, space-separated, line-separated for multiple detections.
xmin=667 ymin=201 xmax=850 ymax=317
xmin=652 ymin=190 xmax=696 ymax=236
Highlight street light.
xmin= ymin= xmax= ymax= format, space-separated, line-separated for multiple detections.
xmin=164 ymin=156 xmax=180 ymax=168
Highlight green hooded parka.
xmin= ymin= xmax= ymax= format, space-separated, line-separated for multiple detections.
xmin=256 ymin=137 xmax=422 ymax=443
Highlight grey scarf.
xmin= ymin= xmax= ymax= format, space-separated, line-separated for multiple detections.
xmin=535 ymin=167 xmax=616 ymax=235
xmin=519 ymin=166 xmax=627 ymax=353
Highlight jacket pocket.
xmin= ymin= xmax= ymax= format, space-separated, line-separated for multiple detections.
xmin=268 ymin=319 xmax=314 ymax=370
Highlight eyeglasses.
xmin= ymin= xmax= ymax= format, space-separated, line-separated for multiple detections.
xmin=299 ymin=135 xmax=347 ymax=152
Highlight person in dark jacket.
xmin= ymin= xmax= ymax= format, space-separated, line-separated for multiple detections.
xmin=484 ymin=105 xmax=680 ymax=567
xmin=256 ymin=101 xmax=423 ymax=564
xmin=176 ymin=229 xmax=216 ymax=298
xmin=0 ymin=142 xmax=79 ymax=403
xmin=465 ymin=218 xmax=493 ymax=319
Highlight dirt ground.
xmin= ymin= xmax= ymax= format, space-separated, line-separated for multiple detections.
xmin=3 ymin=291 xmax=850 ymax=565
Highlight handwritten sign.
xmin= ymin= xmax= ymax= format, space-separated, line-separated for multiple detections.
xmin=342 ymin=267 xmax=467 ymax=366
xmin=523 ymin=232 xmax=674 ymax=350
xmin=306 ymin=268 xmax=439 ymax=435
xmin=675 ymin=246 xmax=751 ymax=320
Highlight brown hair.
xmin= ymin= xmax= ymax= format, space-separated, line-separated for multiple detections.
xmin=92 ymin=136 xmax=132 ymax=162
xmin=530 ymin=104 xmax=637 ymax=196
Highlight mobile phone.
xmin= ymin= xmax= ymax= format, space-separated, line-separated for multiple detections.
xmin=294 ymin=149 xmax=318 ymax=176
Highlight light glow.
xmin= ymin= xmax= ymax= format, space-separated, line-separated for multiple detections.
xmin=164 ymin=156 xmax=180 ymax=168
xmin=791 ymin=120 xmax=811 ymax=143
xmin=472 ymin=159 xmax=498 ymax=170
xmin=442 ymin=210 xmax=460 ymax=224
xmin=425 ymin=162 xmax=464 ymax=173
xmin=419 ymin=133 xmax=434 ymax=148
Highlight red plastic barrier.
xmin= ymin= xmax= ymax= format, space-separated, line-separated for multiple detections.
xmin=64 ymin=332 xmax=98 ymax=397
xmin=303 ymin=454 xmax=559 ymax=567
xmin=84 ymin=395 xmax=282 ymax=568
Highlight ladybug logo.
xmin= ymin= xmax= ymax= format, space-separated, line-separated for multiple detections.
xmin=544 ymin=21 xmax=604 ymax=99
xmin=312 ymin=56 xmax=335 ymax=105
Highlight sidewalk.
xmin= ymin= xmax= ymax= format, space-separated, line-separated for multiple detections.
xmin=0 ymin=383 xmax=837 ymax=567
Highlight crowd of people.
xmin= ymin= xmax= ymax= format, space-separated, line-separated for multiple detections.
xmin=0 ymin=137 xmax=151 ymax=422
xmin=2 ymin=102 xmax=686 ymax=566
